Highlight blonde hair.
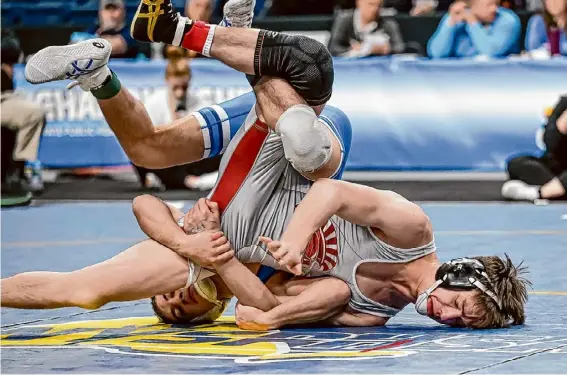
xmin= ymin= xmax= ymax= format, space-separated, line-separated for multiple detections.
xmin=469 ymin=254 xmax=531 ymax=329
xmin=164 ymin=46 xmax=191 ymax=79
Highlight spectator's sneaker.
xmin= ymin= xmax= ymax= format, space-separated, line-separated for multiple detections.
xmin=220 ymin=0 xmax=256 ymax=28
xmin=131 ymin=0 xmax=189 ymax=45
xmin=1 ymin=175 xmax=32 ymax=207
xmin=184 ymin=172 xmax=218 ymax=191
xmin=501 ymin=180 xmax=540 ymax=201
xmin=145 ymin=172 xmax=166 ymax=191
xmin=25 ymin=39 xmax=112 ymax=91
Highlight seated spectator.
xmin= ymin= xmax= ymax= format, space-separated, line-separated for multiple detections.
xmin=136 ymin=48 xmax=219 ymax=191
xmin=525 ymin=0 xmax=567 ymax=57
xmin=328 ymin=0 xmax=405 ymax=57
xmin=70 ymin=0 xmax=140 ymax=59
xmin=1 ymin=30 xmax=46 ymax=206
xmin=502 ymin=95 xmax=567 ymax=201
xmin=427 ymin=0 xmax=521 ymax=58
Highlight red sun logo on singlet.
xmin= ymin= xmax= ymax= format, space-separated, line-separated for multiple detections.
xmin=301 ymin=221 xmax=339 ymax=273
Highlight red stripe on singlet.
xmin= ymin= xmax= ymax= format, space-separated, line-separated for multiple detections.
xmin=209 ymin=119 xmax=269 ymax=214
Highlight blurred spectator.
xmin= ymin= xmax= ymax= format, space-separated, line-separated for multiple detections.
xmin=269 ymin=0 xmax=338 ymax=15
xmin=1 ymin=30 xmax=46 ymax=205
xmin=427 ymin=0 xmax=521 ymax=58
xmin=502 ymin=96 xmax=567 ymax=201
xmin=186 ymin=0 xmax=215 ymax=20
xmin=70 ymin=0 xmax=141 ymax=59
xmin=383 ymin=0 xmax=440 ymax=15
xmin=328 ymin=0 xmax=405 ymax=57
xmin=135 ymin=48 xmax=219 ymax=191
xmin=524 ymin=0 xmax=567 ymax=57
xmin=500 ymin=0 xmax=527 ymax=10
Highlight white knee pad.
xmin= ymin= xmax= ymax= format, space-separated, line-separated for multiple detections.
xmin=276 ymin=104 xmax=332 ymax=174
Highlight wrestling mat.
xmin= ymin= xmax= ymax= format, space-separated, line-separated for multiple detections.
xmin=2 ymin=202 xmax=566 ymax=373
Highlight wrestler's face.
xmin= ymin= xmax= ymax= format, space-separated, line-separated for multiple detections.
xmin=152 ymin=285 xmax=215 ymax=323
xmin=426 ymin=288 xmax=482 ymax=327
xmin=167 ymin=75 xmax=190 ymax=102
xmin=470 ymin=0 xmax=498 ymax=24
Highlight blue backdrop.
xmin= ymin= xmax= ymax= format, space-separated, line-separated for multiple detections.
xmin=13 ymin=57 xmax=567 ymax=171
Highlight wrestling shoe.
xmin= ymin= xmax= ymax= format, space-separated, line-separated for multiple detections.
xmin=501 ymin=180 xmax=540 ymax=201
xmin=25 ymin=39 xmax=112 ymax=91
xmin=220 ymin=0 xmax=256 ymax=28
xmin=131 ymin=0 xmax=189 ymax=45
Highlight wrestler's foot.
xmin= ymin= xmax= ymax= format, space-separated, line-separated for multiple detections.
xmin=25 ymin=39 xmax=112 ymax=91
xmin=220 ymin=0 xmax=256 ymax=28
xmin=501 ymin=180 xmax=540 ymax=201
xmin=131 ymin=0 xmax=190 ymax=45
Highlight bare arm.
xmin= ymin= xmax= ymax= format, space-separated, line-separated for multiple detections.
xmin=132 ymin=195 xmax=232 ymax=267
xmin=235 ymin=277 xmax=351 ymax=330
xmin=268 ymin=179 xmax=432 ymax=274
xmin=132 ymin=194 xmax=187 ymax=250
xmin=213 ymin=257 xmax=281 ymax=312
xmin=1 ymin=240 xmax=190 ymax=309
xmin=323 ymin=310 xmax=388 ymax=327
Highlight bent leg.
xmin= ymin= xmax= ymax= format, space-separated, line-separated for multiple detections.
xmin=0 ymin=95 xmax=46 ymax=162
xmin=507 ymin=155 xmax=555 ymax=185
xmin=98 ymin=88 xmax=257 ymax=169
xmin=1 ymin=240 xmax=190 ymax=310
xmin=254 ymin=78 xmax=342 ymax=180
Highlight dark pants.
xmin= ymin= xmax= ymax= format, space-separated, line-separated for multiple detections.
xmin=507 ymin=154 xmax=567 ymax=197
xmin=134 ymin=155 xmax=222 ymax=190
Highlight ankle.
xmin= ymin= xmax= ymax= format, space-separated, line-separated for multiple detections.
xmin=181 ymin=21 xmax=216 ymax=57
xmin=90 ymin=69 xmax=121 ymax=100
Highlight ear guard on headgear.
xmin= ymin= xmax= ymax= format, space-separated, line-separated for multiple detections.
xmin=436 ymin=258 xmax=502 ymax=310
xmin=189 ymin=278 xmax=229 ymax=324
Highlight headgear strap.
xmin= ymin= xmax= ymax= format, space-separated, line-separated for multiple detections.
xmin=436 ymin=258 xmax=502 ymax=310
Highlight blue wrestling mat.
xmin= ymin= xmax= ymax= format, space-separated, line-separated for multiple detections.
xmin=2 ymin=202 xmax=567 ymax=374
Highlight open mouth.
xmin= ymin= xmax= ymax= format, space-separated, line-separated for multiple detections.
xmin=187 ymin=286 xmax=198 ymax=304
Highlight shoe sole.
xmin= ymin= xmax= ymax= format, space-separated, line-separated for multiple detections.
xmin=1 ymin=192 xmax=32 ymax=207
xmin=25 ymin=39 xmax=111 ymax=84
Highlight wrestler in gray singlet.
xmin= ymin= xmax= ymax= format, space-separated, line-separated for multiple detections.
xmin=210 ymin=106 xmax=436 ymax=319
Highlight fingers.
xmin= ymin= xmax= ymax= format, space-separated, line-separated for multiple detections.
xmin=208 ymin=231 xmax=224 ymax=241
xmin=212 ymin=235 xmax=228 ymax=247
xmin=196 ymin=198 xmax=209 ymax=214
xmin=213 ymin=249 xmax=235 ymax=265
xmin=290 ymin=263 xmax=303 ymax=276
xmin=258 ymin=236 xmax=273 ymax=246
xmin=205 ymin=199 xmax=220 ymax=217
xmin=259 ymin=236 xmax=282 ymax=253
xmin=279 ymin=252 xmax=303 ymax=276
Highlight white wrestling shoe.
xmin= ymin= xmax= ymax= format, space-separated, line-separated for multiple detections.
xmin=25 ymin=38 xmax=112 ymax=91
xmin=501 ymin=180 xmax=540 ymax=201
xmin=220 ymin=0 xmax=256 ymax=28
